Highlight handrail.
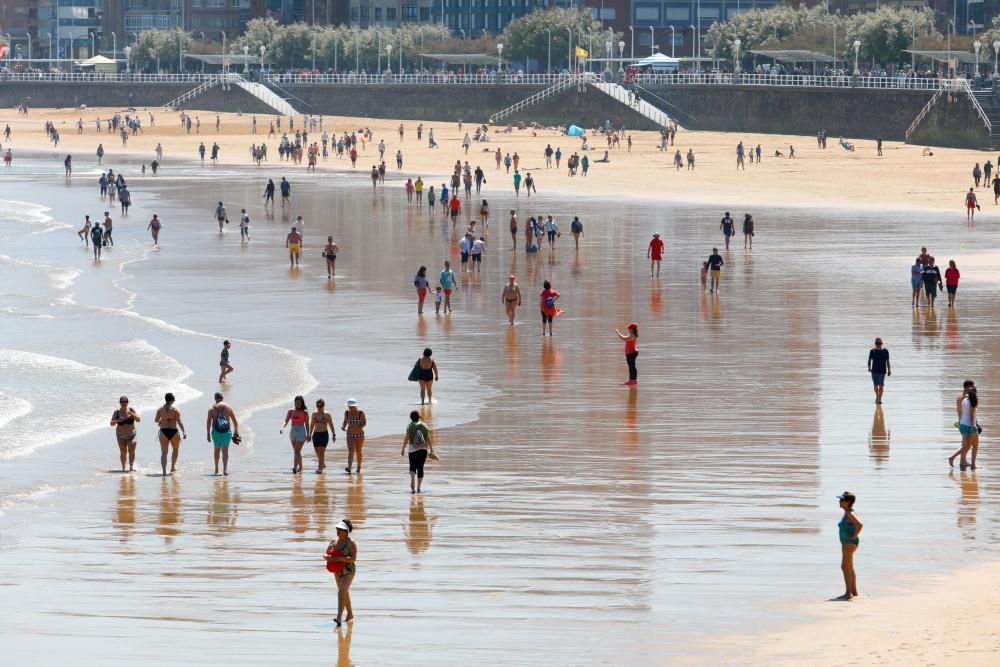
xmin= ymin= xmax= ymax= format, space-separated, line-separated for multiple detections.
xmin=161 ymin=75 xmax=222 ymax=110
xmin=488 ymin=75 xmax=590 ymax=124
xmin=264 ymin=80 xmax=313 ymax=110
xmin=959 ymin=79 xmax=992 ymax=134
xmin=631 ymin=83 xmax=698 ymax=124
xmin=589 ymin=81 xmax=671 ymax=128
xmin=905 ymin=86 xmax=946 ymax=141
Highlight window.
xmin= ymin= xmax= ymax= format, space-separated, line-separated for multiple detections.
xmin=634 ymin=6 xmax=660 ymax=22
xmin=638 ymin=32 xmax=651 ymax=46
xmin=665 ymin=8 xmax=689 ymax=21
xmin=403 ymin=4 xmax=418 ymax=19
xmin=699 ymin=7 xmax=719 ymax=19
xmin=419 ymin=6 xmax=430 ymax=20
xmin=351 ymin=6 xmax=359 ymax=19
xmin=374 ymin=7 xmax=382 ymax=20
xmin=591 ymin=8 xmax=615 ymax=20
xmin=360 ymin=5 xmax=368 ymax=19
xmin=208 ymin=0 xmax=225 ymax=7
xmin=387 ymin=7 xmax=396 ymax=20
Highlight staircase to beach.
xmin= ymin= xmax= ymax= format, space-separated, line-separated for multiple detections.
xmin=232 ymin=78 xmax=298 ymax=117
xmin=488 ymin=75 xmax=584 ymax=124
xmin=161 ymin=75 xmax=223 ymax=111
xmin=587 ymin=80 xmax=672 ymax=129
xmin=968 ymin=87 xmax=1000 ymax=149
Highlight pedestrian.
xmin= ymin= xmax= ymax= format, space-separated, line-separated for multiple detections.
xmin=401 ymin=410 xmax=434 ymax=494
xmin=509 ymin=210 xmax=518 ymax=250
xmin=308 ymin=398 xmax=334 ymax=474
xmin=264 ymin=178 xmax=275 ymax=206
xmin=707 ymin=248 xmax=724 ymax=292
xmin=700 ymin=261 xmax=709 ymax=291
xmin=570 ymin=216 xmax=584 ymax=249
xmin=439 ymin=261 xmax=456 ymax=313
xmin=280 ymin=395 xmax=310 ymax=474
xmin=90 ymin=219 xmax=104 ymax=260
xmin=945 ymin=260 xmax=960 ymax=307
xmin=966 ymin=187 xmax=979 ymax=221
xmin=949 ymin=382 xmax=980 ymax=468
xmin=324 ymin=519 xmax=357 ymax=627
xmin=218 ymin=340 xmax=234 ymax=383
xmin=154 ymin=392 xmax=186 ymax=476
xmin=479 ymin=199 xmax=489 ymax=226
xmin=280 ymin=177 xmax=291 ymax=207
xmin=434 ymin=286 xmax=443 ymax=314
xmin=470 ymin=235 xmax=485 ymax=272
xmin=502 ymin=274 xmax=522 ymax=325
xmin=742 ymin=214 xmax=754 ymax=249
xmin=78 ymin=215 xmax=92 ymax=246
xmin=286 ymin=226 xmax=303 ymax=268
xmin=412 ymin=348 xmax=439 ymax=405
xmin=544 ymin=215 xmax=559 ymax=249
xmin=647 ymin=233 xmax=664 ymax=277
xmin=207 ymin=392 xmax=239 ymax=476
xmin=616 ymin=323 xmax=639 ymax=386
xmin=834 ymin=492 xmax=862 ymax=601
xmin=110 ymin=395 xmax=140 ymax=473
xmin=414 ymin=265 xmax=430 ymax=314
xmin=973 ymin=162 xmax=982 ymax=188
xmin=147 ymin=213 xmax=161 ymax=246
xmin=214 ymin=201 xmax=228 ymax=232
xmin=323 ymin=236 xmax=338 ymax=278
xmin=341 ymin=399 xmax=367 ymax=474
xmin=867 ymin=337 xmax=890 ymax=405
xmin=539 ymin=280 xmax=560 ymax=336
xmin=911 ymin=256 xmax=924 ymax=307
xmin=922 ymin=258 xmax=943 ymax=308
xmin=405 ymin=178 xmax=414 ymax=203
xmin=720 ymin=212 xmax=734 ymax=250
xmin=513 ymin=170 xmax=521 ymax=196
xmin=239 ymin=209 xmax=250 ymax=242
xmin=102 ymin=211 xmax=114 ymax=247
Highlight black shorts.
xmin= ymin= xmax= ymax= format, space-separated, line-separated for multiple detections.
xmin=471 ymin=254 xmax=481 ymax=262
xmin=450 ymin=210 xmax=459 ymax=218
xmin=312 ymin=431 xmax=330 ymax=448
xmin=947 ymin=284 xmax=957 ymax=294
xmin=541 ymin=312 xmax=553 ymax=324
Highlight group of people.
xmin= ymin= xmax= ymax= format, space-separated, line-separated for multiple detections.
xmin=910 ymin=247 xmax=960 ymax=308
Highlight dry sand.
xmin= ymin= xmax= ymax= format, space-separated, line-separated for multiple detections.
xmin=3 ymin=103 xmax=999 ymax=663
xmin=2 ymin=105 xmax=996 ymax=215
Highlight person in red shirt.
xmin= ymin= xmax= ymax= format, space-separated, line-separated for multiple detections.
xmin=615 ymin=323 xmax=639 ymax=385
xmin=647 ymin=233 xmax=664 ymax=277
xmin=539 ymin=280 xmax=560 ymax=336
xmin=449 ymin=195 xmax=462 ymax=227
xmin=945 ymin=260 xmax=961 ymax=307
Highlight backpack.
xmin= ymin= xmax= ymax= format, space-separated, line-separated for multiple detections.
xmin=571 ymin=220 xmax=582 ymax=233
xmin=410 ymin=423 xmax=425 ymax=446
xmin=213 ymin=406 xmax=231 ymax=433
xmin=545 ymin=296 xmax=555 ymax=309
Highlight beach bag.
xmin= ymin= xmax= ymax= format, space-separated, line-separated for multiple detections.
xmin=407 ymin=362 xmax=421 ymax=382
xmin=527 ymin=243 xmax=537 ymax=253
xmin=212 ymin=407 xmax=231 ymax=433
xmin=545 ymin=296 xmax=555 ymax=309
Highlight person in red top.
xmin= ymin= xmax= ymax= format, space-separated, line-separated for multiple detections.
xmin=945 ymin=260 xmax=961 ymax=307
xmin=616 ymin=323 xmax=639 ymax=385
xmin=449 ymin=195 xmax=462 ymax=227
xmin=647 ymin=233 xmax=664 ymax=277
xmin=539 ymin=280 xmax=560 ymax=336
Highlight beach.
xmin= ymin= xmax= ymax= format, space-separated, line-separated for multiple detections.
xmin=1 ymin=104 xmax=999 ymax=665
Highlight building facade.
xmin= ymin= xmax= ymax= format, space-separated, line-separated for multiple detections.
xmin=630 ymin=0 xmax=780 ymax=59
xmin=36 ymin=0 xmax=102 ymax=60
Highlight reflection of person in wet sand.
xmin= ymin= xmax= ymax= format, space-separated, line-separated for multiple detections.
xmin=868 ymin=406 xmax=890 ymax=465
xmin=110 ymin=395 xmax=140 ymax=473
xmin=835 ymin=491 xmax=862 ymax=601
xmin=155 ymin=392 xmax=186 ymax=476
xmin=405 ymin=495 xmax=436 ymax=555
xmin=325 ymin=519 xmax=357 ymax=627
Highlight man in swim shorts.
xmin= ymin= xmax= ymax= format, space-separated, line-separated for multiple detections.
xmin=720 ymin=212 xmax=735 ymax=250
xmin=439 ymin=261 xmax=457 ymax=314
xmin=707 ymin=247 xmax=724 ymax=292
xmin=206 ymin=392 xmax=239 ymax=475
xmin=219 ymin=340 xmax=234 ymax=383
xmin=286 ymin=226 xmax=303 ymax=268
xmin=867 ymin=338 xmax=890 ymax=405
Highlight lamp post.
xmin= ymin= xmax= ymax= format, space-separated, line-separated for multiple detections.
xmin=970 ymin=20 xmax=976 ymax=38
xmin=90 ymin=32 xmax=95 ymax=58
xmin=649 ymin=26 xmax=655 ymax=56
xmin=605 ymin=40 xmax=612 ymax=74
xmin=377 ymin=31 xmax=381 ymax=73
xmin=545 ymin=28 xmax=551 ymax=74
xmin=618 ymin=40 xmax=625 ymax=74
xmin=833 ymin=20 xmax=837 ymax=72
xmin=398 ymin=35 xmax=402 ymax=73
xmin=947 ymin=19 xmax=954 ymax=78
xmin=111 ymin=32 xmax=116 ymax=67
xmin=311 ymin=38 xmax=316 ymax=71
xmin=587 ymin=28 xmax=593 ymax=71
xmin=852 ymin=39 xmax=860 ymax=76
xmin=669 ymin=25 xmax=675 ymax=58
xmin=26 ymin=33 xmax=31 ymax=62
xmin=260 ymin=45 xmax=266 ymax=74
xmin=386 ymin=43 xmax=392 ymax=74
xmin=994 ymin=40 xmax=999 ymax=77
xmin=910 ymin=23 xmax=915 ymax=70
xmin=497 ymin=42 xmax=503 ymax=73
xmin=355 ymin=31 xmax=359 ymax=72
xmin=47 ymin=32 xmax=52 ymax=71
xmin=243 ymin=44 xmax=249 ymax=73
xmin=629 ymin=26 xmax=634 ymax=59
xmin=4 ymin=33 xmax=10 ymax=70
xmin=334 ymin=36 xmax=338 ymax=72
xmin=733 ymin=37 xmax=741 ymax=74
xmin=974 ymin=40 xmax=981 ymax=75
xmin=460 ymin=28 xmax=465 ymax=41
xmin=567 ymin=27 xmax=572 ymax=72
xmin=178 ymin=32 xmax=183 ymax=73
xmin=123 ymin=45 xmax=131 ymax=74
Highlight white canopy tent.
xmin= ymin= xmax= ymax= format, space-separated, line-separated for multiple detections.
xmin=636 ymin=53 xmax=680 ymax=70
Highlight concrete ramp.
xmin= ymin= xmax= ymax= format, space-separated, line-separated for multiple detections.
xmin=232 ymin=78 xmax=298 ymax=117
xmin=588 ymin=81 xmax=671 ymax=128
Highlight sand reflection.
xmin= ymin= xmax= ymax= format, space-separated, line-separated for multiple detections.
xmin=156 ymin=475 xmax=182 ymax=543
xmin=405 ymin=495 xmax=436 ymax=557
xmin=113 ymin=474 xmax=137 ymax=544
xmin=868 ymin=406 xmax=890 ymax=465
xmin=207 ymin=477 xmax=240 ymax=534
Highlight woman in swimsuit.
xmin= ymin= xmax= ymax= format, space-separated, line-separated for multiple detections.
xmin=501 ymin=274 xmax=522 ymax=325
xmin=479 ymin=199 xmax=489 ymax=227
xmin=835 ymin=491 xmax=863 ymax=601
xmin=281 ymin=395 xmax=311 ymax=474
xmin=341 ymin=399 xmax=367 ymax=474
xmin=154 ymin=392 xmax=186 ymax=476
xmin=78 ymin=215 xmax=91 ymax=246
xmin=110 ymin=395 xmax=141 ymax=473
xmin=509 ymin=210 xmax=518 ymax=251
xmin=416 ymin=348 xmax=439 ymax=405
xmin=324 ymin=519 xmax=357 ymax=627
xmin=309 ymin=398 xmax=334 ymax=474
xmin=323 ymin=236 xmax=339 ymax=278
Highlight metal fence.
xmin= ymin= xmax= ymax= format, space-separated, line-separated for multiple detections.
xmin=263 ymin=72 xmax=592 ymax=86
xmin=630 ymin=73 xmax=951 ymax=90
xmin=0 ymin=72 xmax=219 ymax=83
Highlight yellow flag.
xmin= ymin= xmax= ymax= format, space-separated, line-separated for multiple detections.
xmin=575 ymin=47 xmax=589 ymax=58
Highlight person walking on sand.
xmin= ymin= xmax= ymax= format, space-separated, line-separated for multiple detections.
xmin=966 ymin=187 xmax=979 ymax=220
xmin=439 ymin=261 xmax=456 ymax=313
xmin=707 ymin=248 xmax=724 ymax=292
xmin=281 ymin=395 xmax=310 ymax=474
xmin=239 ymin=209 xmax=250 ymax=242
xmin=264 ymin=178 xmax=276 ymax=207
xmin=911 ymin=257 xmax=924 ymax=307
xmin=616 ymin=323 xmax=640 ymax=386
xmin=110 ymin=395 xmax=141 ymax=473
xmin=949 ymin=385 xmax=981 ymax=468
xmin=323 ymin=236 xmax=339 ymax=278
xmin=502 ymin=274 xmax=522 ymax=325
xmin=513 ymin=170 xmax=522 ymax=196
xmin=414 ymin=265 xmax=430 ymax=314
xmin=280 ymin=177 xmax=291 ymax=207
xmin=720 ymin=212 xmax=735 ymax=250
xmin=286 ymin=226 xmax=303 ymax=268
xmin=867 ymin=337 xmax=890 ymax=405
xmin=207 ymin=393 xmax=238 ymax=476
xmin=923 ymin=258 xmax=943 ymax=307
xmin=945 ymin=260 xmax=960 ymax=307
xmin=401 ymin=411 xmax=434 ymax=494
xmin=509 ymin=210 xmax=518 ymax=250
xmin=540 ymin=280 xmax=560 ymax=336
xmin=154 ymin=392 xmax=186 ymax=476
xmin=308 ymin=398 xmax=334 ymax=474
xmin=218 ymin=339 xmax=234 ymax=383
xmin=834 ymin=492 xmax=862 ymax=601
xmin=325 ymin=520 xmax=358 ymax=627
xmin=415 ymin=348 xmax=439 ymax=405
xmin=570 ymin=216 xmax=584 ymax=249
xmin=341 ymin=399 xmax=367 ymax=474
xmin=214 ymin=201 xmax=228 ymax=232
xmin=147 ymin=214 xmax=162 ymax=246
xmin=973 ymin=162 xmax=982 ymax=188
xmin=743 ymin=214 xmax=755 ymax=249
xmin=647 ymin=233 xmax=664 ymax=277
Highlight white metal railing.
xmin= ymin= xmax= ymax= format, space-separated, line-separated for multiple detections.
xmin=628 ymin=73 xmax=953 ymax=90
xmin=0 ymin=72 xmax=221 ymax=83
xmin=905 ymin=86 xmax=947 ymax=141
xmin=162 ymin=75 xmax=223 ymax=110
xmin=265 ymin=72 xmax=582 ymax=86
xmin=589 ymin=81 xmax=671 ymax=128
xmin=958 ymin=78 xmax=993 ymax=134
xmin=233 ymin=78 xmax=297 ymax=116
xmin=488 ymin=75 xmax=590 ymax=124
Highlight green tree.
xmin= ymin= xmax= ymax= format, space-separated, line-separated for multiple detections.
xmin=131 ymin=29 xmax=192 ymax=72
xmin=501 ymin=7 xmax=610 ymax=70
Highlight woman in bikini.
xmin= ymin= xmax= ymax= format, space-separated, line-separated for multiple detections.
xmin=281 ymin=395 xmax=311 ymax=474
xmin=309 ymin=398 xmax=334 ymax=474
xmin=416 ymin=348 xmax=439 ymax=405
xmin=323 ymin=236 xmax=339 ymax=278
xmin=501 ymin=274 xmax=522 ymax=325
xmin=324 ymin=519 xmax=357 ymax=627
xmin=509 ymin=210 xmax=518 ymax=251
xmin=479 ymin=199 xmax=490 ymax=228
xmin=78 ymin=215 xmax=91 ymax=246
xmin=110 ymin=395 xmax=141 ymax=473
xmin=341 ymin=399 xmax=367 ymax=474
xmin=154 ymin=392 xmax=186 ymax=476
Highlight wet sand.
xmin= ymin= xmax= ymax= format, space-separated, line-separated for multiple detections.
xmin=1 ymin=114 xmax=1000 ymax=664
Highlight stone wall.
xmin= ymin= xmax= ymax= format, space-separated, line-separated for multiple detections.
xmin=0 ymin=82 xmax=276 ymax=115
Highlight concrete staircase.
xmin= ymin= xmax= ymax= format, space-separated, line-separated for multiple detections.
xmin=588 ymin=81 xmax=672 ymax=129
xmin=161 ymin=75 xmax=222 ymax=111
xmin=232 ymin=78 xmax=298 ymax=117
xmin=968 ymin=88 xmax=1000 ymax=149
xmin=489 ymin=75 xmax=585 ymax=124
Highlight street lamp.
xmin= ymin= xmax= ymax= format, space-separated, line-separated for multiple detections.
xmin=311 ymin=38 xmax=316 ymax=71
xmin=733 ymin=37 xmax=741 ymax=74
xmin=605 ymin=40 xmax=612 ymax=74
xmin=386 ymin=43 xmax=392 ymax=74
xmin=649 ymin=26 xmax=655 ymax=56
xmin=629 ymin=26 xmax=634 ymax=59
xmin=47 ymin=32 xmax=52 ymax=71
xmin=111 ymin=32 xmax=116 ymax=67
xmin=852 ymin=39 xmax=860 ymax=76
xmin=993 ymin=40 xmax=999 ymax=77
xmin=545 ymin=28 xmax=551 ymax=74
xmin=460 ymin=28 xmax=465 ymax=41
xmin=974 ymin=40 xmax=982 ymax=76
xmin=260 ymin=45 xmax=266 ymax=74
xmin=354 ymin=31 xmax=359 ymax=72
xmin=123 ymin=45 xmax=131 ymax=74
xmin=947 ymin=19 xmax=954 ymax=78
xmin=89 ymin=32 xmax=95 ymax=58
xmin=618 ymin=40 xmax=625 ymax=74
xmin=970 ymin=20 xmax=976 ymax=39
xmin=497 ymin=42 xmax=504 ymax=72
xmin=243 ymin=44 xmax=249 ymax=73
xmin=178 ymin=32 xmax=183 ymax=73
xmin=669 ymin=25 xmax=675 ymax=58
xmin=567 ymin=27 xmax=572 ymax=72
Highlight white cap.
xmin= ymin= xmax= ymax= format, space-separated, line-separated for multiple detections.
xmin=335 ymin=521 xmax=351 ymax=532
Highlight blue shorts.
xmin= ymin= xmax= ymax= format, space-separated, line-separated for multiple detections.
xmin=871 ymin=373 xmax=886 ymax=386
xmin=959 ymin=424 xmax=976 ymax=437
xmin=460 ymin=252 xmax=468 ymax=263
xmin=211 ymin=430 xmax=232 ymax=448
xmin=289 ymin=424 xmax=307 ymax=442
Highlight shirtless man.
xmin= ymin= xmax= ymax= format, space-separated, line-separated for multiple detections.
xmin=154 ymin=392 xmax=187 ymax=476
xmin=501 ymin=274 xmax=522 ymax=325
xmin=147 ymin=213 xmax=162 ymax=246
xmin=286 ymin=226 xmax=303 ymax=268
xmin=219 ymin=340 xmax=234 ymax=383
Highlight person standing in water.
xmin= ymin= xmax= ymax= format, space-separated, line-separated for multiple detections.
xmin=323 ymin=236 xmax=339 ymax=278
xmin=325 ymin=519 xmax=357 ymax=627
xmin=264 ymin=178 xmax=276 ymax=207
xmin=509 ymin=210 xmax=518 ymax=251
xmin=945 ymin=260 xmax=960 ymax=307
xmin=707 ymin=248 xmax=724 ymax=293
xmin=949 ymin=386 xmax=980 ymax=469
xmin=439 ymin=261 xmax=456 ymax=314
xmin=570 ymin=216 xmax=584 ymax=249
xmin=90 ymin=219 xmax=104 ymax=260
xmin=341 ymin=399 xmax=367 ymax=474
xmin=867 ymin=337 xmax=890 ymax=405
xmin=415 ymin=348 xmax=438 ymax=405
xmin=401 ymin=411 xmax=433 ymax=494
xmin=616 ymin=323 xmax=639 ymax=386
xmin=834 ymin=492 xmax=862 ymax=601
xmin=78 ymin=215 xmax=92 ymax=246
xmin=501 ymin=274 xmax=522 ymax=325
xmin=207 ymin=392 xmax=238 ymax=476
xmin=219 ymin=340 xmax=234 ymax=383
xmin=281 ymin=395 xmax=310 ymax=474
xmin=308 ymin=398 xmax=334 ymax=474
xmin=720 ymin=212 xmax=735 ymax=250
xmin=911 ymin=256 xmax=924 ymax=308
xmin=215 ymin=201 xmax=228 ymax=232
xmin=147 ymin=214 xmax=162 ymax=246
xmin=742 ymin=214 xmax=755 ymax=249
xmin=286 ymin=226 xmax=303 ymax=268
xmin=154 ymin=392 xmax=186 ymax=476
xmin=966 ymin=187 xmax=979 ymax=221
xmin=239 ymin=209 xmax=250 ymax=242
xmin=539 ymin=280 xmax=560 ymax=336
xmin=110 ymin=395 xmax=141 ymax=473
xmin=647 ymin=233 xmax=664 ymax=277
